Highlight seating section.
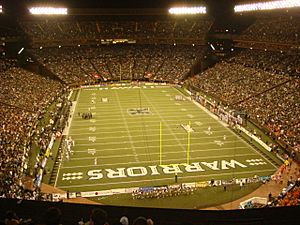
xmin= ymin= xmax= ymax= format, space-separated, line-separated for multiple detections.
xmin=188 ymin=49 xmax=300 ymax=152
xmin=0 ymin=59 xmax=64 ymax=198
xmin=19 ymin=19 xmax=213 ymax=44
xmin=31 ymin=45 xmax=205 ymax=84
xmin=237 ymin=15 xmax=300 ymax=44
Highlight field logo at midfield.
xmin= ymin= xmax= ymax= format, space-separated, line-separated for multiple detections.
xmin=60 ymin=159 xmax=269 ymax=181
xmin=127 ymin=108 xmax=151 ymax=116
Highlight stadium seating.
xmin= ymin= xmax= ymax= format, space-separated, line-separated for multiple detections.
xmin=19 ymin=19 xmax=213 ymax=46
xmin=30 ymin=45 xmax=205 ymax=84
xmin=0 ymin=59 xmax=65 ymax=199
xmin=188 ymin=49 xmax=300 ymax=154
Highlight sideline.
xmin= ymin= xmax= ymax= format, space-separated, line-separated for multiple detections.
xmin=63 ymin=89 xmax=80 ymax=136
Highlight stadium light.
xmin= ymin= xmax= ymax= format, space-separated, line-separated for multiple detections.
xmin=234 ymin=0 xmax=300 ymax=12
xmin=0 ymin=5 xmax=3 ymax=14
xmin=168 ymin=6 xmax=206 ymax=15
xmin=29 ymin=7 xmax=68 ymax=15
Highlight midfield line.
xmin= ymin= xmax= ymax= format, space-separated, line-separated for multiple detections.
xmin=114 ymin=90 xmax=139 ymax=162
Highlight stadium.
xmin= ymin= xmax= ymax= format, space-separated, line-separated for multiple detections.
xmin=0 ymin=0 xmax=299 ymax=224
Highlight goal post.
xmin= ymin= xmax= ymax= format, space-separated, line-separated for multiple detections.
xmin=187 ymin=121 xmax=191 ymax=165
xmin=159 ymin=121 xmax=162 ymax=165
xmin=159 ymin=121 xmax=192 ymax=166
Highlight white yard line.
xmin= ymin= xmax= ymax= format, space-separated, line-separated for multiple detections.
xmin=75 ymin=139 xmax=243 ymax=147
xmin=69 ymin=151 xmax=256 ymax=161
xmin=71 ymin=133 xmax=235 ymax=139
xmin=63 ymin=90 xmax=81 ymax=136
xmin=74 ymin=146 xmax=248 ymax=154
xmin=56 ymin=168 xmax=275 ymax=189
xmin=70 ymin=118 xmax=220 ymax=126
xmin=61 ymin=152 xmax=258 ymax=169
xmin=114 ymin=90 xmax=139 ymax=162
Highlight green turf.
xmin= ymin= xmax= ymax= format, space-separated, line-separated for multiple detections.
xmin=54 ymin=85 xmax=278 ymax=206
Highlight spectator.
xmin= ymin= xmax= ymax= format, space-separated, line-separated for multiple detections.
xmin=87 ymin=208 xmax=108 ymax=225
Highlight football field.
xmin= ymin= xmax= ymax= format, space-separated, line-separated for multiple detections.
xmin=55 ymin=85 xmax=278 ymax=193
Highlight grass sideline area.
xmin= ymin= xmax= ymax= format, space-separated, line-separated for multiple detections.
xmin=54 ymin=84 xmax=279 ymax=208
xmin=89 ymin=182 xmax=262 ymax=209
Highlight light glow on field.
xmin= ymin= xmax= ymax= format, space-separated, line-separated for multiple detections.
xmin=234 ymin=0 xmax=300 ymax=12
xmin=168 ymin=6 xmax=206 ymax=15
xmin=29 ymin=7 xmax=68 ymax=15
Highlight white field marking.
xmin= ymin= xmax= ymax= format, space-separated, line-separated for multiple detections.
xmin=56 ymin=169 xmax=276 ymax=189
xmin=69 ymin=123 xmax=220 ymax=131
xmin=54 ymin=152 xmax=63 ymax=187
xmin=88 ymin=127 xmax=96 ymax=132
xmin=78 ymin=104 xmax=197 ymax=109
xmin=195 ymin=121 xmax=203 ymax=126
xmin=73 ymin=134 xmax=235 ymax=145
xmin=71 ymin=110 xmax=209 ymax=119
xmin=114 ymin=90 xmax=139 ymax=162
xmin=70 ymin=119 xmax=224 ymax=129
xmin=75 ymin=138 xmax=241 ymax=147
xmin=71 ymin=133 xmax=235 ymax=140
xmin=74 ymin=146 xmax=248 ymax=154
xmin=72 ymin=110 xmax=205 ymax=118
xmin=70 ymin=117 xmax=219 ymax=126
xmin=181 ymin=108 xmax=187 ymax=111
xmin=77 ymin=100 xmax=185 ymax=106
xmin=57 ymin=88 xmax=81 ymax=186
xmin=63 ymin=89 xmax=80 ymax=136
xmin=76 ymin=102 xmax=197 ymax=108
xmin=188 ymin=93 xmax=279 ymax=170
xmin=187 ymin=114 xmax=194 ymax=118
xmin=68 ymin=152 xmax=255 ymax=161
xmin=62 ymin=153 xmax=258 ymax=169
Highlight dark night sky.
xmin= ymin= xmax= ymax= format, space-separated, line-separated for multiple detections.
xmin=4 ymin=0 xmax=243 ymax=16
xmin=6 ymin=0 xmax=241 ymax=9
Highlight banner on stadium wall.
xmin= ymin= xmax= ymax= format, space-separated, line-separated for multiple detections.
xmin=68 ymin=192 xmax=77 ymax=199
xmin=111 ymin=188 xmax=126 ymax=194
xmin=182 ymin=182 xmax=196 ymax=188
xmin=81 ymin=190 xmax=113 ymax=198
xmin=125 ymin=187 xmax=139 ymax=193
xmin=196 ymin=181 xmax=209 ymax=188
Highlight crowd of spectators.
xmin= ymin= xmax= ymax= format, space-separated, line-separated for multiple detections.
xmin=237 ymin=14 xmax=300 ymax=45
xmin=0 ymin=58 xmax=66 ymax=199
xmin=188 ymin=49 xmax=300 ymax=153
xmin=0 ymin=207 xmax=154 ymax=225
xmin=31 ymin=44 xmax=205 ymax=84
xmin=19 ymin=18 xmax=213 ymax=45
